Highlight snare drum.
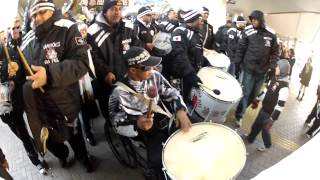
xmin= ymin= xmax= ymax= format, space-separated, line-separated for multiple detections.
xmin=162 ymin=122 xmax=246 ymax=180
xmin=0 ymin=82 xmax=12 ymax=115
xmin=204 ymin=49 xmax=230 ymax=72
xmin=191 ymin=67 xmax=242 ymax=123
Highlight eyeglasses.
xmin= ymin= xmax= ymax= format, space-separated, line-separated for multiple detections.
xmin=132 ymin=65 xmax=153 ymax=71
xmin=12 ymin=26 xmax=20 ymax=30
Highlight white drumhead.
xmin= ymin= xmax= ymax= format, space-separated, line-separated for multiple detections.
xmin=163 ymin=123 xmax=246 ymax=180
xmin=204 ymin=50 xmax=230 ymax=69
xmin=197 ymin=67 xmax=242 ymax=102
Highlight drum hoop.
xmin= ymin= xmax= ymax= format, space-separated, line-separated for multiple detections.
xmin=162 ymin=122 xmax=247 ymax=180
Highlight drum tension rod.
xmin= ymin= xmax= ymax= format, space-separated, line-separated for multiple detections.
xmin=191 ymin=132 xmax=208 ymax=142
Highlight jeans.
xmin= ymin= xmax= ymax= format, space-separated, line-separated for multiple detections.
xmin=235 ymin=70 xmax=265 ymax=120
xmin=247 ymin=110 xmax=272 ymax=148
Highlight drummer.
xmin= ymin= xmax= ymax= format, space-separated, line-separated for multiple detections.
xmin=109 ymin=46 xmax=192 ymax=179
xmin=169 ymin=9 xmax=209 ymax=102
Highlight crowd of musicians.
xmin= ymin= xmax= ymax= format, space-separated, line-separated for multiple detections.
xmin=0 ymin=0 xmax=307 ymax=179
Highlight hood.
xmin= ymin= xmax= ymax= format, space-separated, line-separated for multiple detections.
xmin=249 ymin=10 xmax=265 ymax=27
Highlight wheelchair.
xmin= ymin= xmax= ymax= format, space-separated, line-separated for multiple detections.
xmin=104 ymin=119 xmax=152 ymax=177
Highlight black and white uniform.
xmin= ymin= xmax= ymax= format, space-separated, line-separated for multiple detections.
xmin=109 ymin=71 xmax=187 ymax=178
xmin=134 ymin=18 xmax=158 ymax=52
xmin=21 ymin=11 xmax=90 ymax=162
xmin=87 ymin=13 xmax=141 ymax=119
xmin=247 ymin=79 xmax=289 ymax=148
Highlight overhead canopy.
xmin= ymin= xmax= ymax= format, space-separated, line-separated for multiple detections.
xmin=227 ymin=0 xmax=320 ymax=43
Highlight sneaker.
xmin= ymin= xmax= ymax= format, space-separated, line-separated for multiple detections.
xmin=257 ymin=146 xmax=266 ymax=152
xmin=36 ymin=163 xmax=48 ymax=175
xmin=306 ymin=134 xmax=312 ymax=139
xmin=82 ymin=155 xmax=94 ymax=173
xmin=235 ymin=119 xmax=242 ymax=128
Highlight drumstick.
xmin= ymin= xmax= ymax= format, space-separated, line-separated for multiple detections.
xmin=2 ymin=44 xmax=12 ymax=63
xmin=146 ymin=86 xmax=157 ymax=118
xmin=17 ymin=47 xmax=45 ymax=93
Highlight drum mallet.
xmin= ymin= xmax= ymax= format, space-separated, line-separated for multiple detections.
xmin=17 ymin=47 xmax=45 ymax=93
xmin=146 ymin=86 xmax=157 ymax=118
xmin=2 ymin=43 xmax=12 ymax=64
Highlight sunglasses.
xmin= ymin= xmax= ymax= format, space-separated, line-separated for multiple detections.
xmin=12 ymin=26 xmax=20 ymax=30
xmin=132 ymin=65 xmax=153 ymax=71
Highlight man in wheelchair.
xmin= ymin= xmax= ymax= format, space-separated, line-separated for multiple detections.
xmin=109 ymin=46 xmax=192 ymax=179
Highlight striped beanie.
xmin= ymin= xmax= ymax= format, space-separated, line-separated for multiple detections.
xmin=137 ymin=6 xmax=152 ymax=18
xmin=30 ymin=0 xmax=55 ymax=17
xmin=183 ymin=10 xmax=202 ymax=23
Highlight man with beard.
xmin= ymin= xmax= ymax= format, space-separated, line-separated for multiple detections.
xmin=21 ymin=0 xmax=93 ymax=172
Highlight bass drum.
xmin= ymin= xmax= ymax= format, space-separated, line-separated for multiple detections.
xmin=204 ymin=48 xmax=230 ymax=72
xmin=162 ymin=122 xmax=246 ymax=180
xmin=190 ymin=67 xmax=242 ymax=123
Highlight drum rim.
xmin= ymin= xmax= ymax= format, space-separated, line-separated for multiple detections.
xmin=162 ymin=122 xmax=247 ymax=180
xmin=197 ymin=67 xmax=243 ymax=102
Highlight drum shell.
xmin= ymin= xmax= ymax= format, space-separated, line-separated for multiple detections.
xmin=190 ymin=67 xmax=242 ymax=123
xmin=191 ymin=87 xmax=236 ymax=123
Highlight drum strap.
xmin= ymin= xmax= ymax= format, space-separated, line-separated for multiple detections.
xmin=115 ymin=82 xmax=174 ymax=119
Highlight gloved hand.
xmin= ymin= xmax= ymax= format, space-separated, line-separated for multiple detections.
xmin=184 ymin=73 xmax=202 ymax=88
xmin=251 ymin=99 xmax=260 ymax=109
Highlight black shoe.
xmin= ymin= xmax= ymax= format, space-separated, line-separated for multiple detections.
xmin=86 ymin=133 xmax=96 ymax=146
xmin=36 ymin=162 xmax=48 ymax=175
xmin=59 ymin=157 xmax=74 ymax=168
xmin=59 ymin=158 xmax=67 ymax=168
xmin=82 ymin=155 xmax=94 ymax=173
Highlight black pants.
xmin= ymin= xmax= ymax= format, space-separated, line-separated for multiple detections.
xmin=46 ymin=121 xmax=89 ymax=162
xmin=139 ymin=124 xmax=169 ymax=180
xmin=23 ymin=81 xmax=89 ymax=162
xmin=306 ymin=101 xmax=318 ymax=123
xmin=1 ymin=111 xmax=40 ymax=166
xmin=247 ymin=110 xmax=272 ymax=148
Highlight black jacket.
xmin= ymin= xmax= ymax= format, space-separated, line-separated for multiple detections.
xmin=158 ymin=20 xmax=179 ymax=33
xmin=170 ymin=25 xmax=205 ymax=78
xmin=21 ymin=11 xmax=89 ymax=121
xmin=201 ymin=21 xmax=218 ymax=51
xmin=235 ymin=25 xmax=279 ymax=74
xmin=87 ymin=13 xmax=141 ymax=85
xmin=226 ymin=27 xmax=243 ymax=62
xmin=215 ymin=25 xmax=230 ymax=53
xmin=0 ymin=37 xmax=26 ymax=111
xmin=134 ymin=18 xmax=158 ymax=48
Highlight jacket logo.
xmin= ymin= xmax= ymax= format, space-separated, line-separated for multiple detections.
xmin=43 ymin=42 xmax=61 ymax=50
xmin=44 ymin=48 xmax=59 ymax=64
xmin=122 ymin=38 xmax=131 ymax=52
xmin=265 ymin=39 xmax=271 ymax=47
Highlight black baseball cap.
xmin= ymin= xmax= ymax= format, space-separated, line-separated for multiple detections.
xmin=124 ymin=46 xmax=162 ymax=67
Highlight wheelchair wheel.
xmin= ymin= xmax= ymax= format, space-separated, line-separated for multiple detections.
xmin=104 ymin=122 xmax=138 ymax=168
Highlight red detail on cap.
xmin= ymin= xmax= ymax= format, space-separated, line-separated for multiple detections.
xmin=192 ymin=95 xmax=198 ymax=108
